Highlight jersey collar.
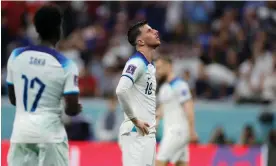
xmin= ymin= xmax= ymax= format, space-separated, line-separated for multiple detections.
xmin=131 ymin=51 xmax=154 ymax=66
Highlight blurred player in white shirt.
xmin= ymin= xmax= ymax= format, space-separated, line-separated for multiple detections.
xmin=155 ymin=56 xmax=198 ymax=166
xmin=6 ymin=5 xmax=82 ymax=166
xmin=116 ymin=20 xmax=161 ymax=166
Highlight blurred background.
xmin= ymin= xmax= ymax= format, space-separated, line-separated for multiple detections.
xmin=1 ymin=1 xmax=276 ymax=166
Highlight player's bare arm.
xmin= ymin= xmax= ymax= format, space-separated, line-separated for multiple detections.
xmin=63 ymin=58 xmax=82 ymax=116
xmin=183 ymin=99 xmax=198 ymax=142
xmin=155 ymin=105 xmax=163 ymax=129
xmin=7 ymin=85 xmax=16 ymax=106
xmin=64 ymin=94 xmax=82 ymax=116
xmin=6 ymin=51 xmax=16 ymax=106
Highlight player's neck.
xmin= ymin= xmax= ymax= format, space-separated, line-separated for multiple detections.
xmin=166 ymin=72 xmax=175 ymax=83
xmin=39 ymin=41 xmax=55 ymax=49
xmin=137 ymin=47 xmax=154 ymax=64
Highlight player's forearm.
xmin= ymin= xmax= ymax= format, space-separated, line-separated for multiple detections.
xmin=65 ymin=104 xmax=80 ymax=116
xmin=64 ymin=94 xmax=81 ymax=116
xmin=8 ymin=85 xmax=16 ymax=106
xmin=117 ymin=96 xmax=138 ymax=124
xmin=187 ymin=116 xmax=195 ymax=131
xmin=155 ymin=105 xmax=163 ymax=128
xmin=116 ymin=92 xmax=136 ymax=119
xmin=184 ymin=100 xmax=195 ymax=130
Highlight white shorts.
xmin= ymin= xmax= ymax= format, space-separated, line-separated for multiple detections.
xmin=157 ymin=129 xmax=189 ymax=163
xmin=119 ymin=132 xmax=156 ymax=166
xmin=7 ymin=142 xmax=69 ymax=166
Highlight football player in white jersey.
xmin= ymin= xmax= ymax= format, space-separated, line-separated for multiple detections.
xmin=155 ymin=56 xmax=198 ymax=166
xmin=116 ymin=20 xmax=161 ymax=166
xmin=6 ymin=5 xmax=82 ymax=166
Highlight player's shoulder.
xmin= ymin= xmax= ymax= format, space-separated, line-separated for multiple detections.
xmin=126 ymin=51 xmax=153 ymax=69
xmin=9 ymin=46 xmax=30 ymax=61
xmin=127 ymin=52 xmax=146 ymax=67
xmin=169 ymin=77 xmax=189 ymax=89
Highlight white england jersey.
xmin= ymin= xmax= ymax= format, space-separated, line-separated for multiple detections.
xmin=158 ymin=78 xmax=191 ymax=134
xmin=119 ymin=52 xmax=157 ymax=135
xmin=6 ymin=46 xmax=80 ymax=143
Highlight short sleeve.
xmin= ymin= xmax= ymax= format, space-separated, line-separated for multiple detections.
xmin=121 ymin=58 xmax=144 ymax=83
xmin=63 ymin=61 xmax=80 ymax=95
xmin=175 ymin=81 xmax=192 ymax=103
xmin=6 ymin=55 xmax=14 ymax=85
xmin=6 ymin=47 xmax=27 ymax=85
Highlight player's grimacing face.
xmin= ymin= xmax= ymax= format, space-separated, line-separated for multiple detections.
xmin=139 ymin=24 xmax=161 ymax=48
xmin=155 ymin=59 xmax=169 ymax=80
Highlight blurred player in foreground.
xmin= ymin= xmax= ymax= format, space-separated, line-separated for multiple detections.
xmin=116 ymin=20 xmax=161 ymax=166
xmin=155 ymin=56 xmax=198 ymax=166
xmin=6 ymin=5 xmax=82 ymax=166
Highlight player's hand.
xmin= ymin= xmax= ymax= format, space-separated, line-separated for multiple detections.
xmin=136 ymin=120 xmax=150 ymax=136
xmin=190 ymin=130 xmax=198 ymax=143
xmin=132 ymin=118 xmax=150 ymax=136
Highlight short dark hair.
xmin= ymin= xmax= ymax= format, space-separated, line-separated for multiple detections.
xmin=34 ymin=5 xmax=63 ymax=41
xmin=156 ymin=55 xmax=172 ymax=64
xmin=127 ymin=20 xmax=148 ymax=46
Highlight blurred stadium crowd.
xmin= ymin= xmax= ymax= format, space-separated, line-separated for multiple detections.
xmin=1 ymin=1 xmax=276 ymax=145
xmin=1 ymin=1 xmax=276 ymax=102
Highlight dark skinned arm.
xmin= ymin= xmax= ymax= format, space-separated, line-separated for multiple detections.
xmin=7 ymin=84 xmax=16 ymax=106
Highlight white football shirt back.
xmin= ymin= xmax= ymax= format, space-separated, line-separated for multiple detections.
xmin=6 ymin=46 xmax=79 ymax=143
